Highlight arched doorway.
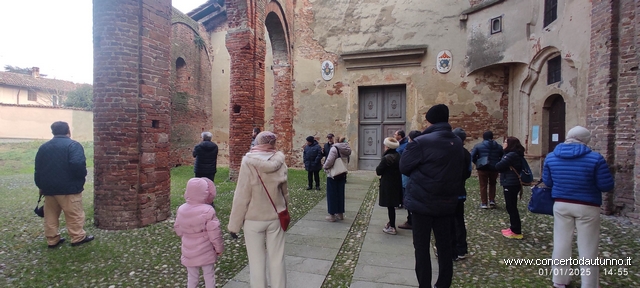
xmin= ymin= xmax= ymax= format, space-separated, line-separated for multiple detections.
xmin=543 ymin=94 xmax=566 ymax=154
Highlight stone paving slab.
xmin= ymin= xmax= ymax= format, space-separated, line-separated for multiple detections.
xmin=222 ymin=171 xmax=373 ymax=288
xmin=221 ymin=171 xmax=437 ymax=288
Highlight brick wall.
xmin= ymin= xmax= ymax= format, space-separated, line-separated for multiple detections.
xmin=226 ymin=0 xmax=293 ymax=179
xmin=588 ymin=0 xmax=639 ymax=218
xmin=634 ymin=0 xmax=640 ymax=219
xmin=93 ymin=0 xmax=172 ymax=229
xmin=170 ymin=21 xmax=213 ymax=167
xmin=450 ymin=67 xmax=509 ymax=146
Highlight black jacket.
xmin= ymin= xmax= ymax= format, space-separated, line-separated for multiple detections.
xmin=399 ymin=122 xmax=464 ymax=216
xmin=193 ymin=141 xmax=218 ymax=176
xmin=303 ymin=141 xmax=323 ymax=171
xmin=470 ymin=140 xmax=504 ymax=171
xmin=376 ymin=149 xmax=403 ymax=208
xmin=35 ymin=135 xmax=87 ymax=195
xmin=495 ymin=151 xmax=524 ymax=187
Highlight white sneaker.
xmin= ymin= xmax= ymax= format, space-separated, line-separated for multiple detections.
xmin=382 ymin=223 xmax=397 ymax=235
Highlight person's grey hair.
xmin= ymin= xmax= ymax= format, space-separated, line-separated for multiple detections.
xmin=201 ymin=131 xmax=213 ymax=141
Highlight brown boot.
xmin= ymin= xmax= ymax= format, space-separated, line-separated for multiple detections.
xmin=398 ymin=221 xmax=412 ymax=230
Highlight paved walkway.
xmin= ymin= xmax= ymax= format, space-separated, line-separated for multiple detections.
xmin=223 ymin=171 xmax=437 ymax=288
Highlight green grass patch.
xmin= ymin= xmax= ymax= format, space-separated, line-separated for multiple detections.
xmin=0 ymin=141 xmax=94 ymax=176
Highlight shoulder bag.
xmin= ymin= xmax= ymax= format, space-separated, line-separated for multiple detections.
xmin=34 ymin=194 xmax=44 ymax=217
xmin=327 ymin=147 xmax=348 ymax=178
xmin=255 ymin=167 xmax=291 ymax=231
xmin=528 ymin=181 xmax=554 ymax=215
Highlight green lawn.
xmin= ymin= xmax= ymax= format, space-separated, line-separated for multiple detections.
xmin=1 ymin=141 xmax=639 ymax=287
xmin=0 ymin=141 xmax=325 ymax=287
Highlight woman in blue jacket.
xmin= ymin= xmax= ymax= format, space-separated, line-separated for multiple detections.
xmin=543 ymin=126 xmax=614 ymax=288
xmin=494 ymin=136 xmax=525 ymax=239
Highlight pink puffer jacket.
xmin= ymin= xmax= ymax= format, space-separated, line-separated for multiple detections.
xmin=174 ymin=178 xmax=224 ymax=267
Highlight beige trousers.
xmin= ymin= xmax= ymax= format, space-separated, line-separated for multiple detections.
xmin=243 ymin=219 xmax=287 ymax=288
xmin=552 ymin=201 xmax=600 ymax=287
xmin=44 ymin=193 xmax=86 ymax=245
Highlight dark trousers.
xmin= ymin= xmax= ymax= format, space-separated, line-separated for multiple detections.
xmin=307 ymin=170 xmax=320 ymax=188
xmin=412 ymin=212 xmax=453 ymax=288
xmin=387 ymin=207 xmax=396 ymax=227
xmin=326 ymin=176 xmax=345 ymax=215
xmin=195 ymin=173 xmax=215 ymax=182
xmin=451 ymin=199 xmax=468 ymax=256
xmin=477 ymin=170 xmax=498 ymax=204
xmin=403 ymin=188 xmax=412 ymax=224
xmin=503 ymin=185 xmax=522 ymax=234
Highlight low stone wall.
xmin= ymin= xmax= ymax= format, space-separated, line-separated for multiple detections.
xmin=0 ymin=104 xmax=93 ymax=142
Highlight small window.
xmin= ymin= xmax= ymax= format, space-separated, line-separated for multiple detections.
xmin=491 ymin=17 xmax=502 ymax=34
xmin=547 ymin=55 xmax=562 ymax=84
xmin=28 ymin=90 xmax=37 ymax=101
xmin=544 ymin=0 xmax=558 ymax=27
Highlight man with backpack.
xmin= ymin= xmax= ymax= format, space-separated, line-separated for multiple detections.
xmin=470 ymin=131 xmax=503 ymax=209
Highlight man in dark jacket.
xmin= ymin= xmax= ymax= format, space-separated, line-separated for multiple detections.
xmin=322 ymin=133 xmax=335 ymax=159
xmin=303 ymin=136 xmax=323 ymax=190
xmin=470 ymin=131 xmax=504 ymax=209
xmin=451 ymin=127 xmax=472 ymax=261
xmin=193 ymin=131 xmax=218 ymax=182
xmin=35 ymin=121 xmax=94 ymax=248
xmin=400 ymin=104 xmax=464 ymax=288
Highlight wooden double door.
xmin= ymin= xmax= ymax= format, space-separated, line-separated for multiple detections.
xmin=358 ymin=85 xmax=406 ymax=170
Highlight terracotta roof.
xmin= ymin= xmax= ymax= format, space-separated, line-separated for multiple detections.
xmin=0 ymin=71 xmax=77 ymax=93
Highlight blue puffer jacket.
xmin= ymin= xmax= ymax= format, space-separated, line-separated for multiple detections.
xmin=35 ymin=135 xmax=87 ymax=195
xmin=543 ymin=143 xmax=614 ymax=206
xmin=303 ymin=141 xmax=323 ymax=171
xmin=470 ymin=140 xmax=504 ymax=171
xmin=400 ymin=122 xmax=464 ymax=216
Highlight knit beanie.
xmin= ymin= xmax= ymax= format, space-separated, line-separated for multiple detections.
xmin=483 ymin=131 xmax=493 ymax=140
xmin=306 ymin=136 xmax=315 ymax=143
xmin=425 ymin=104 xmax=449 ymax=124
xmin=383 ymin=137 xmax=399 ymax=149
xmin=256 ymin=131 xmax=277 ymax=145
xmin=453 ymin=128 xmax=467 ymax=142
xmin=566 ymin=126 xmax=591 ymax=145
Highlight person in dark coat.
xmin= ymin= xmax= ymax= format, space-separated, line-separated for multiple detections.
xmin=494 ymin=136 xmax=525 ymax=239
xmin=470 ymin=131 xmax=504 ymax=209
xmin=400 ymin=104 xmax=464 ymax=288
xmin=376 ymin=137 xmax=403 ymax=235
xmin=322 ymin=133 xmax=335 ymax=159
xmin=35 ymin=121 xmax=94 ymax=248
xmin=303 ymin=136 xmax=323 ymax=190
xmin=193 ymin=132 xmax=219 ymax=182
xmin=451 ymin=128 xmax=471 ymax=260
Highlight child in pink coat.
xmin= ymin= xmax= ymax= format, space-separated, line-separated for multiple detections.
xmin=174 ymin=178 xmax=225 ymax=288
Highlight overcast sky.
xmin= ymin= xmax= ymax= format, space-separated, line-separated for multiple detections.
xmin=0 ymin=0 xmax=206 ymax=84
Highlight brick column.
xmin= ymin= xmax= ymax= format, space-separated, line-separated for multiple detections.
xmin=272 ymin=64 xmax=294 ymax=166
xmin=587 ymin=0 xmax=619 ymax=215
xmin=634 ymin=0 xmax=640 ymax=219
xmin=225 ymin=0 xmax=266 ymax=180
xmin=93 ymin=0 xmax=172 ymax=229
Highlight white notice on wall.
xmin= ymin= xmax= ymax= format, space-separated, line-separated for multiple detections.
xmin=552 ymin=133 xmax=559 ymax=142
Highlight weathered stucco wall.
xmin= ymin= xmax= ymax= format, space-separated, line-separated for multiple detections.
xmin=464 ymin=0 xmax=591 ymax=175
xmin=0 ymin=104 xmax=93 ymax=141
xmin=291 ymin=0 xmax=507 ymax=168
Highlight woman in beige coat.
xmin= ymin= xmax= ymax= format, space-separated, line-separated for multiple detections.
xmin=228 ymin=131 xmax=289 ymax=288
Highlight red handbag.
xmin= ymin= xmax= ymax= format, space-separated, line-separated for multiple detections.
xmin=255 ymin=167 xmax=290 ymax=231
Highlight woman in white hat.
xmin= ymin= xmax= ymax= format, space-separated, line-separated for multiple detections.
xmin=376 ymin=137 xmax=403 ymax=235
